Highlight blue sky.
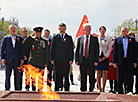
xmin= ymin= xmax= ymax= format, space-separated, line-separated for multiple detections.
xmin=0 ymin=0 xmax=138 ymax=38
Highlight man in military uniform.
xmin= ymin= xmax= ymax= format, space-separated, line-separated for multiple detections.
xmin=51 ymin=23 xmax=74 ymax=91
xmin=23 ymin=27 xmax=49 ymax=91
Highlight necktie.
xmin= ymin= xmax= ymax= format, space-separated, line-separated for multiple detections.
xmin=84 ymin=36 xmax=88 ymax=58
xmin=61 ymin=35 xmax=64 ymax=40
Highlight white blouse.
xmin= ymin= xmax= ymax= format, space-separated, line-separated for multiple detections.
xmin=98 ymin=36 xmax=111 ymax=57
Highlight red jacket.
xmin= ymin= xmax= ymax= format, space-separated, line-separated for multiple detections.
xmin=107 ymin=44 xmax=117 ymax=80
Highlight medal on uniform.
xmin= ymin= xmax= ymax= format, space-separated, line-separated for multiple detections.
xmin=43 ymin=44 xmax=45 ymax=48
xmin=42 ymin=41 xmax=45 ymax=48
xmin=40 ymin=40 xmax=42 ymax=46
xmin=32 ymin=45 xmax=35 ymax=50
xmin=64 ymin=38 xmax=66 ymax=42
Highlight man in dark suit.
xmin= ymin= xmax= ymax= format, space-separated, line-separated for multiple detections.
xmin=135 ymin=41 xmax=138 ymax=94
xmin=1 ymin=24 xmax=24 ymax=90
xmin=75 ymin=23 xmax=99 ymax=92
xmin=21 ymin=27 xmax=30 ymax=91
xmin=113 ymin=27 xmax=137 ymax=94
xmin=44 ymin=29 xmax=54 ymax=89
xmin=51 ymin=23 xmax=74 ymax=91
xmin=128 ymin=31 xmax=138 ymax=94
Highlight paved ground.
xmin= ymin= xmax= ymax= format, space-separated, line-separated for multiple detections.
xmin=0 ymin=63 xmax=113 ymax=92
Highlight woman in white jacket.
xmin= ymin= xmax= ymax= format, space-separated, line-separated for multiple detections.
xmin=96 ymin=26 xmax=111 ymax=92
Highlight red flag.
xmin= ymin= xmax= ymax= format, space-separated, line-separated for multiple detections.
xmin=76 ymin=15 xmax=89 ymax=37
xmin=92 ymin=33 xmax=99 ymax=37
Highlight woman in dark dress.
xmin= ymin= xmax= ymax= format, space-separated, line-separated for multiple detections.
xmin=96 ymin=26 xmax=111 ymax=92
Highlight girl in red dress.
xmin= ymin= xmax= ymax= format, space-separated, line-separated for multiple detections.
xmin=107 ymin=37 xmax=117 ymax=93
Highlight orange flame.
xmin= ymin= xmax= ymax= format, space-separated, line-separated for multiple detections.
xmin=18 ymin=64 xmax=60 ymax=100
xmin=40 ymin=85 xmax=60 ymax=100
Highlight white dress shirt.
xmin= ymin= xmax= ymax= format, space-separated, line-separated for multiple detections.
xmin=98 ymin=36 xmax=111 ymax=57
xmin=60 ymin=33 xmax=65 ymax=39
xmin=83 ymin=34 xmax=91 ymax=56
xmin=10 ymin=35 xmax=16 ymax=48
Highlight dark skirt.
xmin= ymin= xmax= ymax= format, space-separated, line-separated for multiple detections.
xmin=95 ymin=53 xmax=109 ymax=71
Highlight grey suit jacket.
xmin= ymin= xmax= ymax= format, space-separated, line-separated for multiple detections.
xmin=75 ymin=34 xmax=99 ymax=65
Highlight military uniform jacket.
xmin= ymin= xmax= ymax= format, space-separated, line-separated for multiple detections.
xmin=23 ymin=36 xmax=49 ymax=67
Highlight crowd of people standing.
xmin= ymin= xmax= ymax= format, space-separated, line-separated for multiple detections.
xmin=1 ymin=23 xmax=138 ymax=95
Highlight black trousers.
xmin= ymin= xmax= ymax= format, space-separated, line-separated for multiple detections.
xmin=47 ymin=62 xmax=54 ymax=87
xmin=22 ymin=62 xmax=30 ymax=90
xmin=132 ymin=67 xmax=138 ymax=93
xmin=135 ymin=74 xmax=138 ymax=93
xmin=20 ymin=71 xmax=23 ymax=90
xmin=109 ymin=80 xmax=117 ymax=91
xmin=20 ymin=61 xmax=28 ymax=90
xmin=117 ymin=59 xmax=133 ymax=94
xmin=80 ymin=57 xmax=95 ymax=91
xmin=55 ymin=62 xmax=70 ymax=91
xmin=5 ymin=62 xmax=21 ymax=90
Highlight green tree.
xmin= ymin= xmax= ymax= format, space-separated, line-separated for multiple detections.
xmin=0 ymin=21 xmax=10 ymax=44
xmin=0 ymin=21 xmax=32 ymax=44
xmin=25 ymin=27 xmax=33 ymax=35
xmin=115 ymin=18 xmax=138 ymax=38
xmin=16 ymin=27 xmax=33 ymax=36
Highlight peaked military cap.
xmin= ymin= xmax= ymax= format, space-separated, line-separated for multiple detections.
xmin=33 ymin=27 xmax=43 ymax=32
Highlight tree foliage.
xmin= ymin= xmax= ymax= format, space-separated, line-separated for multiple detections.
xmin=115 ymin=18 xmax=138 ymax=38
xmin=0 ymin=21 xmax=10 ymax=44
xmin=0 ymin=21 xmax=32 ymax=44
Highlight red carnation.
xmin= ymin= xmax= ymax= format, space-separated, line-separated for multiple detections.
xmin=32 ymin=45 xmax=35 ymax=50
xmin=48 ymin=42 xmax=50 ymax=46
xmin=32 ymin=47 xmax=35 ymax=50
xmin=15 ymin=38 xmax=20 ymax=42
xmin=128 ymin=39 xmax=132 ymax=42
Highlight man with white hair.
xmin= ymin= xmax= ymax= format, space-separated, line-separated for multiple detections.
xmin=1 ymin=24 xmax=24 ymax=90
xmin=113 ymin=27 xmax=137 ymax=94
xmin=75 ymin=23 xmax=99 ymax=92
